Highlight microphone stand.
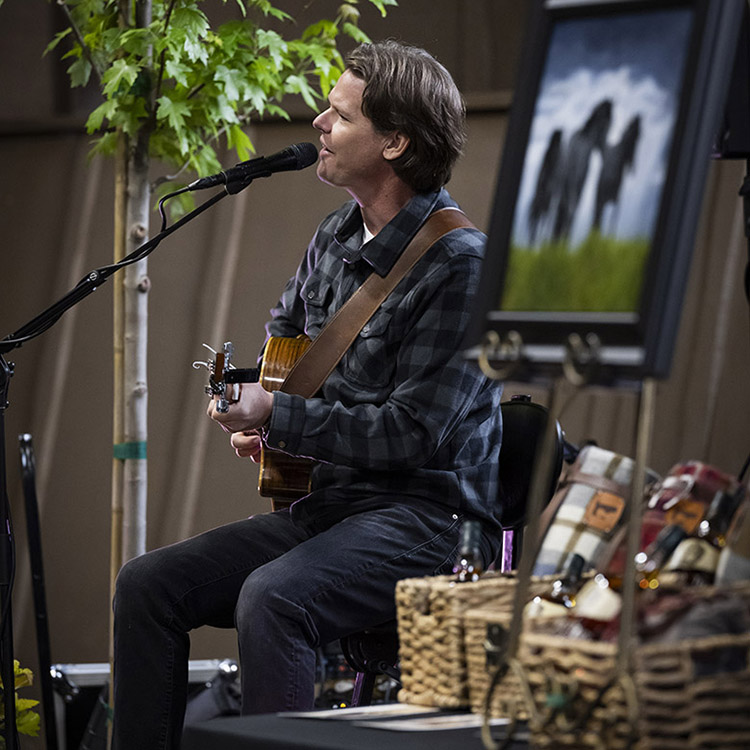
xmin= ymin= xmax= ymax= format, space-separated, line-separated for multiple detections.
xmin=0 ymin=181 xmax=239 ymax=749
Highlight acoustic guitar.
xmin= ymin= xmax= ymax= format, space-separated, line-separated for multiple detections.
xmin=194 ymin=335 xmax=316 ymax=509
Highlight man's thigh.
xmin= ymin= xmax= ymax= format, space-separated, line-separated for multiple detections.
xmin=123 ymin=509 xmax=314 ymax=629
xmin=242 ymin=503 xmax=462 ymax=642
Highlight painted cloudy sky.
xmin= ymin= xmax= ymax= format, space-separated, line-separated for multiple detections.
xmin=512 ymin=7 xmax=694 ymax=248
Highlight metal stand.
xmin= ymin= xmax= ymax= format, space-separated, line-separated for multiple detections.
xmin=0 ymin=184 xmax=235 ymax=749
xmin=478 ymin=331 xmax=657 ymax=750
xmin=0 ymin=357 xmax=17 ymax=749
xmin=19 ymin=435 xmax=58 ymax=750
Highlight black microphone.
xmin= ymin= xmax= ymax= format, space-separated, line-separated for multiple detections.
xmin=189 ymin=142 xmax=318 ymax=191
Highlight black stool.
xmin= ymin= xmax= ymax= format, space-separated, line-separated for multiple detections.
xmin=339 ymin=395 xmax=567 ymax=707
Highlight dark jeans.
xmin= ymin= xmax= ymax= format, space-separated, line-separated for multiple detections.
xmin=112 ymin=502 xmax=467 ymax=750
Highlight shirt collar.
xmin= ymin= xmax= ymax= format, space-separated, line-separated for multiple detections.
xmin=334 ymin=189 xmax=449 ymax=276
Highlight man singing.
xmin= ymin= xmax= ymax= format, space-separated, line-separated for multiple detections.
xmin=113 ymin=40 xmax=503 ymax=749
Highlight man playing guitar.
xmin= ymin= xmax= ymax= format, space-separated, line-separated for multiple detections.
xmin=113 ymin=40 xmax=504 ymax=749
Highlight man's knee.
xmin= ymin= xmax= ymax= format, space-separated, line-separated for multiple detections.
xmin=114 ymin=550 xmax=170 ymax=616
xmin=234 ymin=566 xmax=311 ymax=636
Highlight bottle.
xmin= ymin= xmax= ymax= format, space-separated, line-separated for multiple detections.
xmin=572 ymin=573 xmax=623 ymax=641
xmin=546 ymin=552 xmax=586 ymax=607
xmin=452 ymin=520 xmax=483 ymax=582
xmin=525 ymin=552 xmax=585 ymax=619
xmin=569 ymin=525 xmax=687 ymax=641
xmin=632 ymin=523 xmax=689 ymax=590
xmin=714 ymin=493 xmax=750 ymax=585
xmin=662 ymin=489 xmax=740 ymax=586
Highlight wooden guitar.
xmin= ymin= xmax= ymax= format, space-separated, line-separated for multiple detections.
xmin=194 ymin=336 xmax=316 ymax=509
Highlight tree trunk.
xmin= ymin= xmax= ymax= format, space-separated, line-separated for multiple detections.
xmin=111 ymin=0 xmax=152 ymax=576
xmin=110 ymin=132 xmax=127 ymax=668
xmin=121 ymin=132 xmax=150 ymax=563
xmin=109 ymin=7 xmax=151 ymax=734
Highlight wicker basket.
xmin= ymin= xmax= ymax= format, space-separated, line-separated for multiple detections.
xmin=395 ymin=572 xmax=554 ymax=708
xmin=465 ymin=583 xmax=750 ymax=749
xmin=633 ymin=632 xmax=750 ymax=749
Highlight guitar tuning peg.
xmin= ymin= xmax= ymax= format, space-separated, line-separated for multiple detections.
xmin=220 ymin=342 xmax=237 ymax=370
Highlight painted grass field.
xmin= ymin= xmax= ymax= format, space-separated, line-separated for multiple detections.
xmin=502 ymin=232 xmax=650 ymax=313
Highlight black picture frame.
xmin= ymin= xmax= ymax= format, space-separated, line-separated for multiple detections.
xmin=464 ymin=0 xmax=745 ymax=384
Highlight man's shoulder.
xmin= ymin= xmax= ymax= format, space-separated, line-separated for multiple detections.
xmin=430 ymin=192 xmax=487 ymax=260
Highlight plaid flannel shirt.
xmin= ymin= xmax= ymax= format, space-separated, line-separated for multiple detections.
xmin=264 ymin=188 xmax=504 ymax=529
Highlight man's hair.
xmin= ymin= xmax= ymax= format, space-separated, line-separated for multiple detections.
xmin=346 ymin=40 xmax=466 ymax=193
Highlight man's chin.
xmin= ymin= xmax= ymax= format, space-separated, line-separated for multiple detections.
xmin=315 ymin=168 xmax=338 ymax=188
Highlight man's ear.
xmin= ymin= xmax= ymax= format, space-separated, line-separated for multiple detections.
xmin=383 ymin=131 xmax=409 ymax=162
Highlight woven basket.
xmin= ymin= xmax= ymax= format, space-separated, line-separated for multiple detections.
xmin=465 ymin=583 xmax=750 ymax=749
xmin=395 ymin=572 xmax=554 ymax=708
xmin=633 ymin=632 xmax=750 ymax=749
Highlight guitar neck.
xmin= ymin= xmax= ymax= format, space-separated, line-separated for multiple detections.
xmin=225 ymin=367 xmax=260 ymax=384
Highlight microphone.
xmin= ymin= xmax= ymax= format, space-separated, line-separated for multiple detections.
xmin=189 ymin=142 xmax=318 ymax=191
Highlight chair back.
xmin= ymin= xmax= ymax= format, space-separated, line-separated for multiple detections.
xmin=496 ymin=395 xmax=564 ymax=570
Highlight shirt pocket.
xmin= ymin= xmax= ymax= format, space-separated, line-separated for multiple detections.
xmin=300 ymin=275 xmax=331 ymax=336
xmin=342 ymin=310 xmax=396 ymax=389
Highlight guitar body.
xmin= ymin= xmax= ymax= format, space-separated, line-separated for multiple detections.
xmin=258 ymin=335 xmax=316 ymax=509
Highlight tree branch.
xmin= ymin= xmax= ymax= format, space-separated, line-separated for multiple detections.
xmin=152 ymin=0 xmax=178 ymax=109
xmin=56 ymin=0 xmax=104 ymax=85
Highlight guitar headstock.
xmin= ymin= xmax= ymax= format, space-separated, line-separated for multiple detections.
xmin=193 ymin=341 xmax=236 ymax=413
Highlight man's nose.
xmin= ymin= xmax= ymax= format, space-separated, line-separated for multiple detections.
xmin=313 ymin=108 xmax=331 ymax=131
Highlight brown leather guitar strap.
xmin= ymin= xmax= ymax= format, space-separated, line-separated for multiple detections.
xmin=280 ymin=207 xmax=476 ymax=398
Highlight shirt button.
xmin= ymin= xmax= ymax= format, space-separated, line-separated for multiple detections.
xmin=278 ymin=440 xmax=287 ymax=449
xmin=307 ymin=290 xmax=316 ymax=299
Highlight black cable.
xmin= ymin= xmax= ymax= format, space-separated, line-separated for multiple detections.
xmin=0 ymin=490 xmax=17 ymax=750
xmin=0 ymin=492 xmax=16 ymax=645
xmin=739 ymin=450 xmax=750 ymax=483
xmin=158 ymin=186 xmax=190 ymax=232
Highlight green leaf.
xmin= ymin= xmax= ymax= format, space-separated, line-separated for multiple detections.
xmin=67 ymin=56 xmax=93 ymax=88
xmin=117 ymin=96 xmax=149 ymax=135
xmin=302 ymin=19 xmax=339 ymax=42
xmin=215 ymin=93 xmax=239 ymax=123
xmin=183 ymin=35 xmax=209 ymax=64
xmin=255 ymin=29 xmax=287 ymax=69
xmin=118 ymin=28 xmax=153 ymax=57
xmin=215 ymin=64 xmax=243 ymax=102
xmin=13 ymin=662 xmax=33 ymax=691
xmin=284 ymin=74 xmax=319 ymax=110
xmin=156 ymin=96 xmax=190 ymax=128
xmin=17 ymin=704 xmax=41 ymax=738
xmin=44 ymin=28 xmax=73 ymax=57
xmin=89 ymin=131 xmax=119 ymax=159
xmin=264 ymin=103 xmax=290 ymax=121
xmin=366 ymin=0 xmax=398 ymax=17
xmin=171 ymin=6 xmax=210 ymax=38
xmin=227 ymin=123 xmax=255 ymax=161
xmin=86 ymin=99 xmax=118 ymax=133
xmin=165 ymin=59 xmax=192 ymax=87
xmin=156 ymin=95 xmax=191 ymax=151
xmin=338 ymin=3 xmax=360 ymax=24
xmin=102 ymin=59 xmax=140 ymax=97
xmin=248 ymin=0 xmax=292 ymax=22
xmin=342 ymin=22 xmax=370 ymax=44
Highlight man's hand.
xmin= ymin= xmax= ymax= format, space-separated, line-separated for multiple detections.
xmin=230 ymin=430 xmax=263 ymax=462
xmin=207 ymin=381 xmax=273 ymax=434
